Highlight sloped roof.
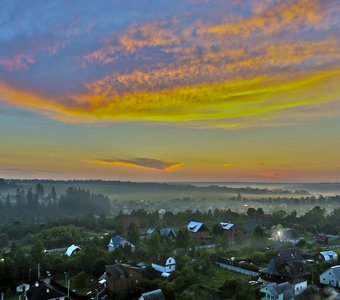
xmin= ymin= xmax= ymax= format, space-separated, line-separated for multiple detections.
xmin=264 ymin=282 xmax=294 ymax=300
xmin=320 ymin=251 xmax=337 ymax=261
xmin=153 ymin=256 xmax=175 ymax=266
xmin=141 ymin=289 xmax=165 ymax=300
xmin=65 ymin=244 xmax=82 ymax=257
xmin=220 ymin=222 xmax=234 ymax=230
xmin=106 ymin=264 xmax=141 ymax=280
xmin=277 ymin=248 xmax=303 ymax=261
xmin=109 ymin=235 xmax=132 ymax=248
xmin=187 ymin=221 xmax=204 ymax=232
xmin=147 ymin=228 xmax=156 ymax=235
xmin=159 ymin=228 xmax=176 ymax=237
xmin=260 ymin=257 xmax=309 ymax=278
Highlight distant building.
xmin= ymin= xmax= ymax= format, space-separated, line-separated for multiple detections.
xmin=320 ymin=265 xmax=340 ymax=287
xmin=152 ymin=256 xmax=176 ymax=273
xmin=65 ymin=244 xmax=82 ymax=257
xmin=139 ymin=289 xmax=165 ymax=300
xmin=108 ymin=235 xmax=135 ymax=252
xmin=187 ymin=221 xmax=210 ymax=241
xmin=146 ymin=227 xmax=176 ymax=239
xmin=219 ymin=222 xmax=244 ymax=239
xmin=105 ymin=264 xmax=142 ymax=294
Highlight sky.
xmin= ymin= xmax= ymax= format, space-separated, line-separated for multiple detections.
xmin=0 ymin=0 xmax=339 ymax=182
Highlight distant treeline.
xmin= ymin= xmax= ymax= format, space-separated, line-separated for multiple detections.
xmin=0 ymin=185 xmax=110 ymax=224
xmin=0 ymin=178 xmax=305 ymax=195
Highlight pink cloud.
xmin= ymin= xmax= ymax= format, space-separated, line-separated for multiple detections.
xmin=0 ymin=54 xmax=35 ymax=70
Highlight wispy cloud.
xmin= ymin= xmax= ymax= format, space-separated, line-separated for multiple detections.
xmin=86 ymin=157 xmax=181 ymax=171
xmin=0 ymin=0 xmax=339 ymax=128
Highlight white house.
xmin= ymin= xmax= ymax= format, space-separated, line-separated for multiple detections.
xmin=320 ymin=265 xmax=340 ymax=287
xmin=260 ymin=282 xmax=295 ymax=300
xmin=152 ymin=256 xmax=176 ymax=273
xmin=291 ymin=280 xmax=308 ymax=296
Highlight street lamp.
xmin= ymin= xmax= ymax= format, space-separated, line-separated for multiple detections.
xmin=64 ymin=272 xmax=67 ymax=287
xmin=95 ymin=289 xmax=98 ymax=300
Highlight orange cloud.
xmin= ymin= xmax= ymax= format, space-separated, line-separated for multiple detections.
xmin=86 ymin=157 xmax=181 ymax=171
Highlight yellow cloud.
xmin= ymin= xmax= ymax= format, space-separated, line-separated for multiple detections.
xmin=223 ymin=163 xmax=233 ymax=167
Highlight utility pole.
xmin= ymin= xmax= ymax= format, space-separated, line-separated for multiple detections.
xmin=67 ymin=279 xmax=70 ymax=299
xmin=64 ymin=272 xmax=67 ymax=287
xmin=37 ymin=263 xmax=40 ymax=279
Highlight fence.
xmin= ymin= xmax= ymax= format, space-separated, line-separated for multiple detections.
xmin=216 ymin=262 xmax=260 ymax=277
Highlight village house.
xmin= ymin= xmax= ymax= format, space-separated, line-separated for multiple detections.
xmin=104 ymin=264 xmax=142 ymax=294
xmin=260 ymin=279 xmax=307 ymax=300
xmin=320 ymin=265 xmax=340 ymax=287
xmin=315 ymin=250 xmax=338 ymax=262
xmin=219 ymin=222 xmax=244 ymax=239
xmin=260 ymin=248 xmax=310 ymax=282
xmin=146 ymin=227 xmax=176 ymax=239
xmin=152 ymin=256 xmax=176 ymax=274
xmin=108 ymin=235 xmax=136 ymax=252
xmin=260 ymin=282 xmax=294 ymax=300
xmin=187 ymin=221 xmax=210 ymax=241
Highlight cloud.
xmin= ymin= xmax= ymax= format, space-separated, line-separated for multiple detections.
xmin=223 ymin=163 xmax=233 ymax=167
xmin=86 ymin=157 xmax=181 ymax=171
xmin=0 ymin=0 xmax=339 ymax=128
xmin=0 ymin=54 xmax=35 ymax=70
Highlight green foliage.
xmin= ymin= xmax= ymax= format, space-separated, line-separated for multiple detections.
xmin=38 ymin=225 xmax=82 ymax=248
xmin=73 ymin=271 xmax=90 ymax=289
xmin=31 ymin=239 xmax=45 ymax=263
xmin=126 ymin=223 xmax=139 ymax=245
xmin=175 ymin=229 xmax=189 ymax=248
xmin=220 ymin=280 xmax=256 ymax=300
xmin=249 ymin=251 xmax=266 ymax=265
xmin=59 ymin=187 xmax=110 ymax=216
xmin=0 ymin=233 xmax=9 ymax=249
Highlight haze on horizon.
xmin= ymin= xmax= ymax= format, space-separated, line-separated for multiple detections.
xmin=0 ymin=0 xmax=339 ymax=183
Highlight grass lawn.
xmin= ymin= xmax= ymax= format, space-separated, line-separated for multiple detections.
xmin=203 ymin=266 xmax=251 ymax=289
